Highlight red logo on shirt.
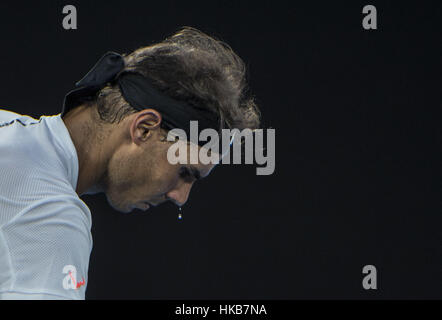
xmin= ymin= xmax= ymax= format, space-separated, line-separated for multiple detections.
xmin=69 ymin=272 xmax=85 ymax=289
xmin=62 ymin=265 xmax=86 ymax=290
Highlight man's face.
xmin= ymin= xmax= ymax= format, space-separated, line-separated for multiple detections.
xmin=101 ymin=110 xmax=216 ymax=213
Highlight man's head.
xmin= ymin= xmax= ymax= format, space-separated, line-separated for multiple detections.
xmin=64 ymin=27 xmax=260 ymax=213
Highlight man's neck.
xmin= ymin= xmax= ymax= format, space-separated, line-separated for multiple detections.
xmin=62 ymin=105 xmax=111 ymax=196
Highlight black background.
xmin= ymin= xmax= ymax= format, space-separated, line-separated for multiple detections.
xmin=0 ymin=0 xmax=440 ymax=299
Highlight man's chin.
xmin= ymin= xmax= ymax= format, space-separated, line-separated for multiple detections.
xmin=110 ymin=204 xmax=131 ymax=213
xmin=105 ymin=194 xmax=133 ymax=213
xmin=121 ymin=206 xmax=134 ymax=213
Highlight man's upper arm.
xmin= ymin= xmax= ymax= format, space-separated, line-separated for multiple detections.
xmin=0 ymin=197 xmax=92 ymax=300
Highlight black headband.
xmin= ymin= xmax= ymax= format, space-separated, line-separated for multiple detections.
xmin=62 ymin=52 xmax=221 ymax=145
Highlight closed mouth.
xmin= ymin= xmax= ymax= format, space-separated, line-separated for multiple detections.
xmin=132 ymin=202 xmax=151 ymax=211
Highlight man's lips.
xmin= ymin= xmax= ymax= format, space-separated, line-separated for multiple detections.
xmin=133 ymin=202 xmax=151 ymax=211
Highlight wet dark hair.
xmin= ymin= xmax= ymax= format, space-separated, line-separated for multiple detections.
xmin=91 ymin=26 xmax=260 ymax=132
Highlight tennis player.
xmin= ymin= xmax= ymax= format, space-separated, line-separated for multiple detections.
xmin=0 ymin=27 xmax=260 ymax=299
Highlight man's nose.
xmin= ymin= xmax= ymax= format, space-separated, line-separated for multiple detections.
xmin=166 ymin=182 xmax=193 ymax=207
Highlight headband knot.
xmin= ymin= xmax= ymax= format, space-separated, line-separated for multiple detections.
xmin=75 ymin=51 xmax=124 ymax=88
xmin=62 ymin=52 xmax=124 ymax=112
xmin=62 ymin=51 xmax=223 ymax=147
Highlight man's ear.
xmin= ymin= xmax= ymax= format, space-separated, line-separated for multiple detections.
xmin=130 ymin=109 xmax=162 ymax=144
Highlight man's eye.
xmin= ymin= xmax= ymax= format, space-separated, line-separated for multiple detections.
xmin=179 ymin=167 xmax=193 ymax=181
